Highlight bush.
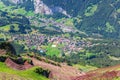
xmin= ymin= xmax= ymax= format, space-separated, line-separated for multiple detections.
xmin=34 ymin=67 xmax=50 ymax=78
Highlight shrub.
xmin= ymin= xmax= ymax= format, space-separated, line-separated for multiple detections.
xmin=34 ymin=67 xmax=50 ymax=78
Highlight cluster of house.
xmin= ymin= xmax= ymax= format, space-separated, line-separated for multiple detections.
xmin=11 ymin=34 xmax=45 ymax=49
xmin=9 ymin=33 xmax=91 ymax=55
xmin=48 ymin=37 xmax=91 ymax=54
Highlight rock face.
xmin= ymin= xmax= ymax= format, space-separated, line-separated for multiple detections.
xmin=2 ymin=0 xmax=24 ymax=4
xmin=8 ymin=0 xmax=23 ymax=4
xmin=33 ymin=0 xmax=70 ymax=16
xmin=34 ymin=0 xmax=53 ymax=15
xmin=1 ymin=0 xmax=70 ymax=16
xmin=51 ymin=6 xmax=71 ymax=17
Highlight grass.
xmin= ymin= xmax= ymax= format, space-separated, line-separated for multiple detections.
xmin=0 ymin=24 xmax=19 ymax=32
xmin=42 ymin=43 xmax=61 ymax=57
xmin=0 ymin=25 xmax=11 ymax=32
xmin=0 ymin=34 xmax=4 ymax=38
xmin=13 ymin=24 xmax=19 ymax=31
xmin=117 ymin=8 xmax=120 ymax=13
xmin=73 ymin=64 xmax=97 ymax=72
xmin=64 ymin=18 xmax=74 ymax=26
xmin=0 ymin=2 xmax=33 ymax=17
xmin=105 ymin=22 xmax=115 ymax=33
xmin=26 ymin=11 xmax=35 ymax=16
xmin=0 ymin=62 xmax=49 ymax=80
xmin=85 ymin=5 xmax=98 ymax=16
xmin=114 ymin=77 xmax=120 ymax=80
xmin=12 ymin=8 xmax=27 ymax=15
xmin=0 ymin=2 xmax=5 ymax=9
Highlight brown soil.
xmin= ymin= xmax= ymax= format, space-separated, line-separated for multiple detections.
xmin=0 ymin=49 xmax=6 ymax=55
xmin=4 ymin=55 xmax=120 ymax=80
xmin=5 ymin=58 xmax=33 ymax=70
xmin=73 ymin=64 xmax=120 ymax=80
xmin=31 ymin=57 xmax=83 ymax=80
xmin=0 ymin=72 xmax=32 ymax=80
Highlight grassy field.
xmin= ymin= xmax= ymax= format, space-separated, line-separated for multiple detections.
xmin=73 ymin=64 xmax=97 ymax=72
xmin=0 ymin=62 xmax=49 ymax=80
xmin=42 ymin=43 xmax=61 ymax=57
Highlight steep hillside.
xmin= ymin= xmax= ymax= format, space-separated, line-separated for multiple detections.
xmin=0 ymin=42 xmax=83 ymax=80
xmin=74 ymin=0 xmax=120 ymax=38
xmin=43 ymin=0 xmax=120 ymax=38
xmin=1 ymin=0 xmax=120 ymax=38
xmin=0 ymin=62 xmax=49 ymax=80
xmin=0 ymin=42 xmax=49 ymax=80
xmin=0 ymin=1 xmax=120 ymax=80
xmin=73 ymin=64 xmax=120 ymax=80
xmin=0 ymin=10 xmax=31 ymax=33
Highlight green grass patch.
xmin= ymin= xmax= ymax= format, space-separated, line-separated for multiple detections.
xmin=105 ymin=22 xmax=115 ymax=33
xmin=44 ymin=43 xmax=61 ymax=57
xmin=0 ymin=24 xmax=19 ymax=32
xmin=73 ymin=64 xmax=97 ymax=72
xmin=0 ymin=62 xmax=49 ymax=80
xmin=114 ymin=77 xmax=120 ymax=80
xmin=26 ymin=11 xmax=34 ymax=16
xmin=64 ymin=18 xmax=74 ymax=26
xmin=0 ymin=2 xmax=6 ymax=9
xmin=13 ymin=24 xmax=19 ymax=31
xmin=0 ymin=34 xmax=4 ymax=38
xmin=117 ymin=9 xmax=120 ymax=13
xmin=86 ymin=52 xmax=96 ymax=58
xmin=0 ymin=25 xmax=11 ymax=32
xmin=85 ymin=5 xmax=98 ymax=16
xmin=12 ymin=8 xmax=27 ymax=15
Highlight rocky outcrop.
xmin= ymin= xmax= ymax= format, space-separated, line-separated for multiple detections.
xmin=34 ymin=0 xmax=53 ymax=15
xmin=0 ymin=49 xmax=6 ymax=55
xmin=51 ymin=6 xmax=71 ymax=17
xmin=1 ymin=0 xmax=70 ymax=16
xmin=8 ymin=0 xmax=23 ymax=4
xmin=5 ymin=58 xmax=33 ymax=70
xmin=34 ymin=0 xmax=70 ymax=16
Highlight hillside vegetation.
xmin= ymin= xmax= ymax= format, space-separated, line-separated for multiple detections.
xmin=0 ymin=62 xmax=49 ymax=80
xmin=0 ymin=10 xmax=31 ymax=33
xmin=0 ymin=0 xmax=120 ymax=80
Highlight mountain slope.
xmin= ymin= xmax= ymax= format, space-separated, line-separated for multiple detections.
xmin=0 ymin=42 xmax=49 ymax=80
xmin=0 ymin=62 xmax=49 ymax=80
xmin=1 ymin=0 xmax=120 ymax=38
xmin=0 ymin=42 xmax=83 ymax=80
xmin=0 ymin=10 xmax=31 ymax=33
xmin=43 ymin=0 xmax=120 ymax=38
xmin=73 ymin=64 xmax=120 ymax=80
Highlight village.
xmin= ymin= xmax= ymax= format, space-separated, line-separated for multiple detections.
xmin=5 ymin=32 xmax=92 ymax=55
